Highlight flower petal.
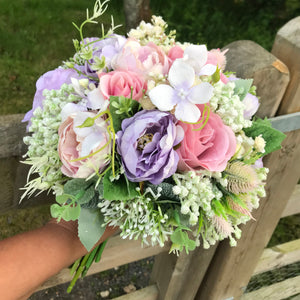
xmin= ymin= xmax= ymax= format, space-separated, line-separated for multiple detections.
xmin=87 ymin=88 xmax=106 ymax=110
xmin=189 ymin=82 xmax=214 ymax=104
xmin=168 ymin=60 xmax=195 ymax=89
xmin=199 ymin=64 xmax=217 ymax=76
xmin=184 ymin=44 xmax=208 ymax=73
xmin=61 ymin=103 xmax=86 ymax=122
xmin=149 ymin=84 xmax=178 ymax=111
xmin=80 ymin=132 xmax=104 ymax=157
xmin=175 ymin=101 xmax=201 ymax=123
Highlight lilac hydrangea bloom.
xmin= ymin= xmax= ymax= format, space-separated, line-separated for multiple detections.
xmin=23 ymin=68 xmax=80 ymax=123
xmin=75 ymin=35 xmax=126 ymax=78
xmin=116 ymin=110 xmax=184 ymax=185
xmin=149 ymin=60 xmax=214 ymax=123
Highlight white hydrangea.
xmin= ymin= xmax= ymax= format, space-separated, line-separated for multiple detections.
xmin=209 ymin=81 xmax=252 ymax=132
xmin=22 ymin=84 xmax=80 ymax=198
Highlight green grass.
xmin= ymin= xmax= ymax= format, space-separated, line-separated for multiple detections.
xmin=0 ymin=0 xmax=125 ymax=115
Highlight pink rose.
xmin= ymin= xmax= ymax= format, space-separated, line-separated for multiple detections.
xmin=58 ymin=107 xmax=111 ymax=178
xmin=176 ymin=105 xmax=236 ymax=172
xmin=112 ymin=39 xmax=170 ymax=78
xmin=168 ymin=45 xmax=184 ymax=62
xmin=98 ymin=70 xmax=147 ymax=101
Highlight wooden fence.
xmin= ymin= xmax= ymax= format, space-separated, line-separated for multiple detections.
xmin=0 ymin=16 xmax=300 ymax=300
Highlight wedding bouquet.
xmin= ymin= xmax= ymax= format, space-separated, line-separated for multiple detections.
xmin=22 ymin=0 xmax=285 ymax=290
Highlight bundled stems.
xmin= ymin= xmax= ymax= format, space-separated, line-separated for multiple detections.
xmin=67 ymin=240 xmax=108 ymax=293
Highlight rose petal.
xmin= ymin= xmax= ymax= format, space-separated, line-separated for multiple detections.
xmin=61 ymin=103 xmax=86 ymax=122
xmin=80 ymin=132 xmax=104 ymax=157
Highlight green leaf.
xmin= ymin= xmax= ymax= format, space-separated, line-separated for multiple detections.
xmin=56 ymin=194 xmax=72 ymax=205
xmin=50 ymin=204 xmax=65 ymax=219
xmin=50 ymin=203 xmax=81 ymax=222
xmin=103 ymin=171 xmax=139 ymax=201
xmin=244 ymin=118 xmax=286 ymax=155
xmin=62 ymin=204 xmax=81 ymax=221
xmin=145 ymin=182 xmax=180 ymax=203
xmin=77 ymin=116 xmax=95 ymax=128
xmin=233 ymin=79 xmax=253 ymax=101
xmin=211 ymin=65 xmax=221 ymax=83
xmin=64 ymin=178 xmax=92 ymax=195
xmin=109 ymin=96 xmax=140 ymax=132
xmin=78 ymin=208 xmax=106 ymax=251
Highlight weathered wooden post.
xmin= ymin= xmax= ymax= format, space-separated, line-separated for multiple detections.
xmin=272 ymin=16 xmax=300 ymax=115
xmin=194 ymin=33 xmax=300 ymax=299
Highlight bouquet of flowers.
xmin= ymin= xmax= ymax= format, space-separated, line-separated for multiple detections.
xmin=22 ymin=0 xmax=285 ymax=291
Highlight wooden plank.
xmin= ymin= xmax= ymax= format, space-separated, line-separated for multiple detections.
xmin=150 ymin=244 xmax=218 ymax=300
xmin=224 ymin=40 xmax=290 ymax=118
xmin=0 ymin=114 xmax=27 ymax=158
xmin=112 ymin=285 xmax=158 ymax=300
xmin=272 ymin=16 xmax=300 ymax=115
xmin=253 ymin=239 xmax=300 ymax=275
xmin=281 ymin=184 xmax=300 ymax=218
xmin=196 ymin=129 xmax=300 ymax=300
xmin=241 ymin=275 xmax=300 ymax=300
xmin=270 ymin=112 xmax=300 ymax=133
xmin=37 ymin=236 xmax=170 ymax=291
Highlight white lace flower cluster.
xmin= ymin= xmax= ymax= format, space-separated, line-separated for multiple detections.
xmin=172 ymin=171 xmax=224 ymax=225
xmin=23 ymin=84 xmax=80 ymax=196
xmin=128 ymin=15 xmax=176 ymax=51
xmin=209 ymin=81 xmax=252 ymax=132
xmin=98 ymin=188 xmax=171 ymax=247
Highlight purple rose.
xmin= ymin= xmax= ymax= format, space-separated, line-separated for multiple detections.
xmin=23 ymin=68 xmax=79 ymax=124
xmin=116 ymin=110 xmax=184 ymax=184
xmin=75 ymin=35 xmax=126 ymax=78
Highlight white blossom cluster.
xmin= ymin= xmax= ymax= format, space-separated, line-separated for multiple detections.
xmin=172 ymin=171 xmax=224 ymax=225
xmin=209 ymin=81 xmax=252 ymax=132
xmin=128 ymin=15 xmax=176 ymax=51
xmin=23 ymin=84 xmax=80 ymax=196
xmin=98 ymin=189 xmax=171 ymax=247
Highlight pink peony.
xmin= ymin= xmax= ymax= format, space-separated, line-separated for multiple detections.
xmin=98 ymin=70 xmax=147 ymax=101
xmin=176 ymin=105 xmax=236 ymax=172
xmin=112 ymin=39 xmax=170 ymax=78
xmin=58 ymin=107 xmax=111 ymax=178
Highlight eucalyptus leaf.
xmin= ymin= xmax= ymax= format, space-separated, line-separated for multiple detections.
xmin=78 ymin=208 xmax=106 ymax=251
xmin=233 ymin=79 xmax=253 ymax=101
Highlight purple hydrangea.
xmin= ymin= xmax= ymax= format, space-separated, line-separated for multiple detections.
xmin=23 ymin=68 xmax=80 ymax=123
xmin=116 ymin=110 xmax=184 ymax=185
xmin=75 ymin=35 xmax=126 ymax=78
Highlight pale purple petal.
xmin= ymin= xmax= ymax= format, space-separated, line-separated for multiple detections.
xmin=189 ymin=82 xmax=214 ymax=104
xmin=73 ymin=112 xmax=96 ymax=137
xmin=168 ymin=60 xmax=195 ymax=89
xmin=149 ymin=84 xmax=178 ymax=111
xmin=61 ymin=103 xmax=86 ymax=122
xmin=174 ymin=125 xmax=184 ymax=145
xmin=87 ymin=88 xmax=106 ymax=110
xmin=198 ymin=64 xmax=217 ymax=76
xmin=175 ymin=101 xmax=201 ymax=123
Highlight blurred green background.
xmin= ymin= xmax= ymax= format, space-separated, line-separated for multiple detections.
xmin=0 ymin=0 xmax=299 ymax=115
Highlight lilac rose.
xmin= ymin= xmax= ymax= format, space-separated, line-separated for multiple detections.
xmin=116 ymin=110 xmax=184 ymax=184
xmin=23 ymin=68 xmax=80 ymax=124
xmin=75 ymin=35 xmax=126 ymax=78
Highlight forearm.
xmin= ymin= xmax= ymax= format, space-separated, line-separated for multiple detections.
xmin=0 ymin=221 xmax=115 ymax=300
